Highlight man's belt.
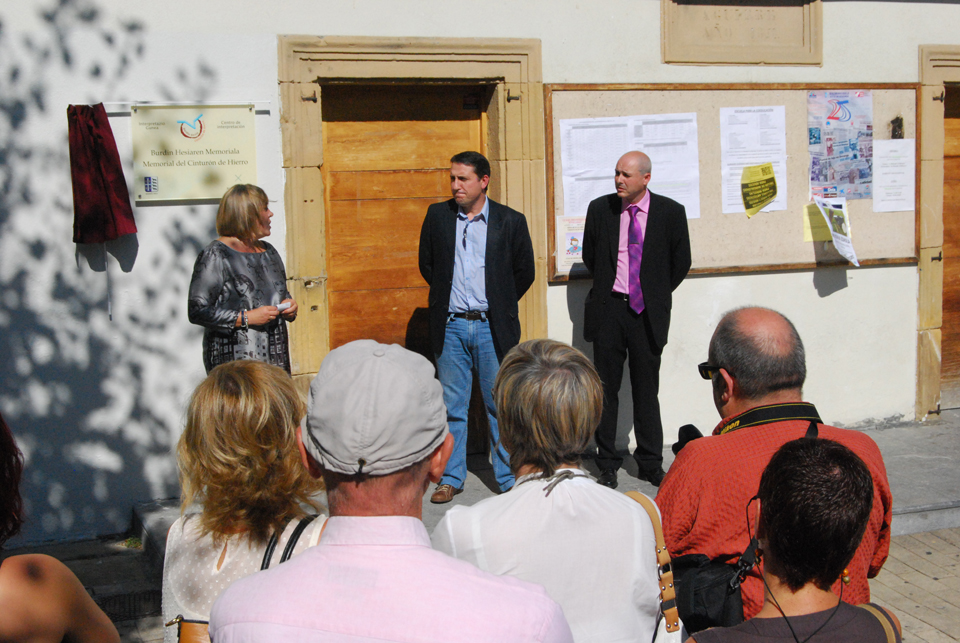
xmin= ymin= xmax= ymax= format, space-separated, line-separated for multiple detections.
xmin=451 ymin=311 xmax=487 ymax=321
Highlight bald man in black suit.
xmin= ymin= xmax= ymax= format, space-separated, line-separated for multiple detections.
xmin=582 ymin=151 xmax=691 ymax=488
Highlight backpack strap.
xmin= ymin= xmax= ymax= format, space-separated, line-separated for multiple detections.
xmin=858 ymin=604 xmax=897 ymax=643
xmin=626 ymin=491 xmax=680 ymax=633
xmin=805 ymin=420 xmax=819 ymax=438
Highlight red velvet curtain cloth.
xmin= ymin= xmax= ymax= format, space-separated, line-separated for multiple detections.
xmin=67 ymin=103 xmax=137 ymax=244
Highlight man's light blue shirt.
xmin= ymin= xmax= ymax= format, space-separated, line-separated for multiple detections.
xmin=449 ymin=195 xmax=489 ymax=313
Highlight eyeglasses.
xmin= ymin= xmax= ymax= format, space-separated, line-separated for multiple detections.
xmin=698 ymin=362 xmax=720 ymax=380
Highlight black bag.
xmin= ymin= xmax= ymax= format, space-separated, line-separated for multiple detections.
xmin=671 ymin=554 xmax=744 ymax=634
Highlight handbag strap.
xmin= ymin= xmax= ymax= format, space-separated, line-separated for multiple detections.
xmin=626 ymin=491 xmax=680 ymax=633
xmin=858 ymin=604 xmax=897 ymax=643
xmin=260 ymin=516 xmax=294 ymax=570
xmin=260 ymin=531 xmax=281 ymax=570
xmin=279 ymin=515 xmax=319 ymax=563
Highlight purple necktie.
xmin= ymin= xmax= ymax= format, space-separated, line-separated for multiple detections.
xmin=627 ymin=204 xmax=645 ymax=314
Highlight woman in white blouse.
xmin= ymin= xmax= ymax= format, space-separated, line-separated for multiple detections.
xmin=432 ymin=339 xmax=661 ymax=643
xmin=162 ymin=361 xmax=326 ymax=642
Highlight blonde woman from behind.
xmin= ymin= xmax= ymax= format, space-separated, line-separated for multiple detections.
xmin=162 ymin=361 xmax=326 ymax=643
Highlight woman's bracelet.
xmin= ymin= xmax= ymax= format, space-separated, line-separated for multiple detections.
xmin=241 ymin=309 xmax=249 ymax=329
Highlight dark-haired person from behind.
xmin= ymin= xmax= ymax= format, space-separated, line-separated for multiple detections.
xmin=0 ymin=412 xmax=120 ymax=643
xmin=694 ymin=438 xmax=902 ymax=643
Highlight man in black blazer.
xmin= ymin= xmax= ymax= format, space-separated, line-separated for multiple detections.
xmin=419 ymin=151 xmax=536 ymax=503
xmin=582 ymin=151 xmax=691 ymax=488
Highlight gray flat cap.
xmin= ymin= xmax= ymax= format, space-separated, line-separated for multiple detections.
xmin=301 ymin=340 xmax=448 ymax=476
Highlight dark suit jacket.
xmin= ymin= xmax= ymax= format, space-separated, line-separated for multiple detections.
xmin=582 ymin=192 xmax=691 ymax=350
xmin=419 ymin=197 xmax=536 ymax=362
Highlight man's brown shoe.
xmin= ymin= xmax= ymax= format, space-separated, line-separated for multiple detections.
xmin=430 ymin=484 xmax=463 ymax=504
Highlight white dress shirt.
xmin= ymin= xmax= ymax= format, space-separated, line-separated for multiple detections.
xmin=432 ymin=468 xmax=661 ymax=643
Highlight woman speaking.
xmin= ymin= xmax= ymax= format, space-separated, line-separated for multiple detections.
xmin=188 ymin=184 xmax=297 ymax=373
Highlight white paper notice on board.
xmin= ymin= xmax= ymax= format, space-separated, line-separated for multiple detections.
xmin=636 ymin=113 xmax=701 ymax=220
xmin=719 ymin=106 xmax=787 ymax=214
xmin=873 ymin=139 xmax=915 ymax=213
xmin=558 ymin=113 xmax=700 ymax=220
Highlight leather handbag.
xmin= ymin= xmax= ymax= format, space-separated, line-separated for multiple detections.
xmin=625 ymin=491 xmax=682 ymax=642
xmin=165 ymin=515 xmax=324 ymax=643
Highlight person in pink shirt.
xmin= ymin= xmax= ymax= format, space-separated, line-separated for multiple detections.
xmin=209 ymin=340 xmax=573 ymax=643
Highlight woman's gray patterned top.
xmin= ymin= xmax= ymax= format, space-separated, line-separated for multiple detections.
xmin=188 ymin=240 xmax=292 ymax=373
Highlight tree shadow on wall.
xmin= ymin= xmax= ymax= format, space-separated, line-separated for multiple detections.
xmin=0 ymin=0 xmax=219 ymax=544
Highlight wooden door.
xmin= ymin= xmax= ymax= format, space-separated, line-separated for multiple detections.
xmin=940 ymin=84 xmax=960 ymax=407
xmin=321 ymin=84 xmax=485 ymax=356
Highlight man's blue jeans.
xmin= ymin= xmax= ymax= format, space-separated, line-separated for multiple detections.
xmin=435 ymin=315 xmax=515 ymax=491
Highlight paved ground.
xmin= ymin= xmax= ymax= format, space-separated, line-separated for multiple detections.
xmin=116 ymin=615 xmax=163 ymax=643
xmin=870 ymin=527 xmax=960 ymax=642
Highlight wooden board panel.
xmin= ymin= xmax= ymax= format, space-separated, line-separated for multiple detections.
xmin=326 ymin=196 xmax=444 ymax=291
xmin=946 ymin=120 xmax=960 ymax=158
xmin=940 ymin=93 xmax=960 ymax=408
xmin=320 ymin=83 xmax=482 ymax=363
xmin=321 ymin=85 xmax=487 ymax=123
xmin=328 ymin=287 xmax=430 ymax=354
xmin=328 ymin=169 xmax=448 ymax=201
xmin=324 ymin=120 xmax=481 ymax=171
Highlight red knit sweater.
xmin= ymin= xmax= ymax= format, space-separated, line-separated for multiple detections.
xmin=656 ymin=405 xmax=892 ymax=619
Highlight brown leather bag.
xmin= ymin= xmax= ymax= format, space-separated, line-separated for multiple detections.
xmin=626 ymin=491 xmax=681 ymax=635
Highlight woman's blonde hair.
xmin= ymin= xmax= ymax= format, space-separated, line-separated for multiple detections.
xmin=494 ymin=339 xmax=603 ymax=477
xmin=216 ymin=184 xmax=268 ymax=243
xmin=178 ymin=360 xmax=322 ymax=544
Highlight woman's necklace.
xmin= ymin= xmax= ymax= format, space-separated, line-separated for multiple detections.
xmin=516 ymin=468 xmax=591 ymax=496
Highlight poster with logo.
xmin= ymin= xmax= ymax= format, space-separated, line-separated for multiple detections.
xmin=807 ymin=90 xmax=873 ymax=200
xmin=131 ymin=104 xmax=257 ymax=205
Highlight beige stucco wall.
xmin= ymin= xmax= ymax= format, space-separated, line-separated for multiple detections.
xmin=2 ymin=0 xmax=954 ymax=542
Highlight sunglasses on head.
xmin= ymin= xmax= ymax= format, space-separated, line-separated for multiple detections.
xmin=698 ymin=362 xmax=720 ymax=380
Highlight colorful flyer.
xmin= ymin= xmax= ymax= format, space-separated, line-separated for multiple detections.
xmin=808 ymin=90 xmax=873 ymax=200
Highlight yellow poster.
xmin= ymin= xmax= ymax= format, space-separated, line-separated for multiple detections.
xmin=740 ymin=163 xmax=777 ymax=218
xmin=132 ymin=104 xmax=256 ymax=205
xmin=802 ymin=203 xmax=833 ymax=242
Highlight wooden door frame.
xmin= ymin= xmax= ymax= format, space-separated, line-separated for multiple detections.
xmin=917 ymin=46 xmax=960 ymax=418
xmin=278 ymin=36 xmax=547 ymax=385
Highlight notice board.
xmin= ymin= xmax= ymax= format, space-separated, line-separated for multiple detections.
xmin=545 ymin=84 xmax=919 ymax=281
